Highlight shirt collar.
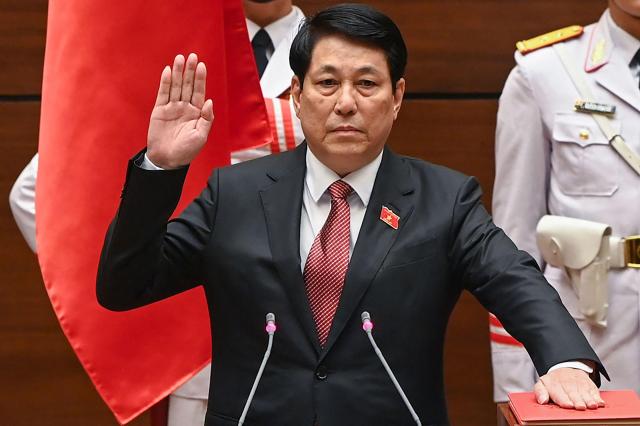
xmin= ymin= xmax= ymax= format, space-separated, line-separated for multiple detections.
xmin=246 ymin=6 xmax=299 ymax=49
xmin=605 ymin=8 xmax=640 ymax=66
xmin=305 ymin=147 xmax=383 ymax=207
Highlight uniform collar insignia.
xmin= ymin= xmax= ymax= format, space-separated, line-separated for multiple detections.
xmin=584 ymin=15 xmax=614 ymax=72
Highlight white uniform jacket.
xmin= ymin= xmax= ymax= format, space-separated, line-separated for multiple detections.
xmin=491 ymin=10 xmax=640 ymax=402
xmin=9 ymin=153 xmax=38 ymax=251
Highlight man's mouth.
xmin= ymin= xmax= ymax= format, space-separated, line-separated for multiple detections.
xmin=332 ymin=125 xmax=361 ymax=132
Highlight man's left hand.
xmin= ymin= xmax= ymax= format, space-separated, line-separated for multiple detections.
xmin=534 ymin=367 xmax=605 ymax=410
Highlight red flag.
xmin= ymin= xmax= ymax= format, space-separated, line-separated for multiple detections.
xmin=36 ymin=1 xmax=271 ymax=423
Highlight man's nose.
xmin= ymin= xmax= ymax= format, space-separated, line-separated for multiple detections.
xmin=334 ymin=85 xmax=357 ymax=115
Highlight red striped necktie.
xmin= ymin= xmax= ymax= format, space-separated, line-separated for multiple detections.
xmin=303 ymin=180 xmax=354 ymax=347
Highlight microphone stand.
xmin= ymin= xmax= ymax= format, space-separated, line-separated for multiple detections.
xmin=238 ymin=313 xmax=277 ymax=426
xmin=361 ymin=311 xmax=422 ymax=426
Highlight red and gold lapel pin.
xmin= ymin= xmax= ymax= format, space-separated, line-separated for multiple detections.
xmin=379 ymin=206 xmax=399 ymax=230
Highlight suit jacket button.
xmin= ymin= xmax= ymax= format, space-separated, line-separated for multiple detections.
xmin=315 ymin=365 xmax=328 ymax=380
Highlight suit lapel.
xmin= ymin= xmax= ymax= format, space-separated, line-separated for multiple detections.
xmin=320 ymin=148 xmax=415 ymax=360
xmin=259 ymin=143 xmax=322 ymax=354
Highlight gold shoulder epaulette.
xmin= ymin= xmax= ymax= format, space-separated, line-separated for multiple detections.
xmin=516 ymin=25 xmax=584 ymax=55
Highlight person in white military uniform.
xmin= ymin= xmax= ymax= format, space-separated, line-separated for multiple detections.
xmin=10 ymin=154 xmax=37 ymax=251
xmin=490 ymin=0 xmax=640 ymax=403
xmin=8 ymin=0 xmax=305 ymax=424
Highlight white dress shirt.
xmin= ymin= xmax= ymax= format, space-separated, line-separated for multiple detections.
xmin=246 ymin=7 xmax=301 ymax=61
xmin=300 ymin=148 xmax=382 ymax=270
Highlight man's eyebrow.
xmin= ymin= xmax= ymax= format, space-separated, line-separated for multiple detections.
xmin=318 ymin=65 xmax=337 ymax=73
xmin=315 ymin=65 xmax=382 ymax=74
xmin=356 ymin=65 xmax=381 ymax=75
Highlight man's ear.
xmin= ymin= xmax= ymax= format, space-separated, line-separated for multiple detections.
xmin=291 ymin=75 xmax=302 ymax=118
xmin=392 ymin=77 xmax=406 ymax=120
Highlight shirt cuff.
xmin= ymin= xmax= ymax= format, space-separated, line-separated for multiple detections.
xmin=141 ymin=153 xmax=165 ymax=170
xmin=548 ymin=361 xmax=594 ymax=374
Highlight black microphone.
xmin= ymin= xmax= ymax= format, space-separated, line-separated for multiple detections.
xmin=361 ymin=311 xmax=422 ymax=426
xmin=238 ymin=313 xmax=277 ymax=426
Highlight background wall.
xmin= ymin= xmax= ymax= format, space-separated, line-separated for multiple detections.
xmin=0 ymin=0 xmax=606 ymax=424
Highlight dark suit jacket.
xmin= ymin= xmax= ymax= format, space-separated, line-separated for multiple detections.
xmin=97 ymin=143 xmax=605 ymax=426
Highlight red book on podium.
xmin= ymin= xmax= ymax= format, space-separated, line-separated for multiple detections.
xmin=508 ymin=390 xmax=640 ymax=425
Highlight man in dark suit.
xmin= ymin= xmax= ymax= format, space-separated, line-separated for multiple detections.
xmin=97 ymin=4 xmax=607 ymax=425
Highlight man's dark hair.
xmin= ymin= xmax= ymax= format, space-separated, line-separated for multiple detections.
xmin=290 ymin=3 xmax=408 ymax=89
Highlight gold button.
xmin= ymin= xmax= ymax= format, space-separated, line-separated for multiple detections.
xmin=579 ymin=130 xmax=589 ymax=140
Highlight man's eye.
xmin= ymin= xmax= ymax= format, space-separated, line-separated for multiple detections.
xmin=319 ymin=79 xmax=337 ymax=87
xmin=359 ymin=80 xmax=376 ymax=87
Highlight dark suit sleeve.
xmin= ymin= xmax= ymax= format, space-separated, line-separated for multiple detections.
xmin=447 ymin=176 xmax=608 ymax=383
xmin=96 ymin=154 xmax=219 ymax=311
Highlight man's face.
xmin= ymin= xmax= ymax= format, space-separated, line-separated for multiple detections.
xmin=291 ymin=34 xmax=405 ymax=176
xmin=611 ymin=0 xmax=640 ymax=18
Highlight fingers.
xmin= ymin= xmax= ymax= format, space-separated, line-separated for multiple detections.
xmin=534 ymin=380 xmax=549 ymax=405
xmin=540 ymin=369 xmax=605 ymax=411
xmin=584 ymin=381 xmax=605 ymax=409
xmin=564 ymin=381 xmax=587 ymax=410
xmin=170 ymin=54 xmax=185 ymax=101
xmin=562 ymin=371 xmax=603 ymax=410
xmin=154 ymin=66 xmax=172 ymax=106
xmin=191 ymin=62 xmax=207 ymax=108
xmin=196 ymin=99 xmax=214 ymax=139
xmin=181 ymin=53 xmax=198 ymax=102
xmin=592 ymin=388 xmax=606 ymax=407
xmin=585 ymin=394 xmax=602 ymax=409
xmin=158 ymin=53 xmax=205 ymax=107
xmin=540 ymin=376 xmax=574 ymax=409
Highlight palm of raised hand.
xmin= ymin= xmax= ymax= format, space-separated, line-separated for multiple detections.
xmin=147 ymin=53 xmax=214 ymax=169
xmin=149 ymin=100 xmax=204 ymax=162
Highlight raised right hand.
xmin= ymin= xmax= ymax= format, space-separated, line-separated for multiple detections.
xmin=146 ymin=53 xmax=214 ymax=169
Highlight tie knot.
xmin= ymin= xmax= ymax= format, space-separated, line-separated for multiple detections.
xmin=252 ymin=28 xmax=273 ymax=49
xmin=328 ymin=180 xmax=353 ymax=200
